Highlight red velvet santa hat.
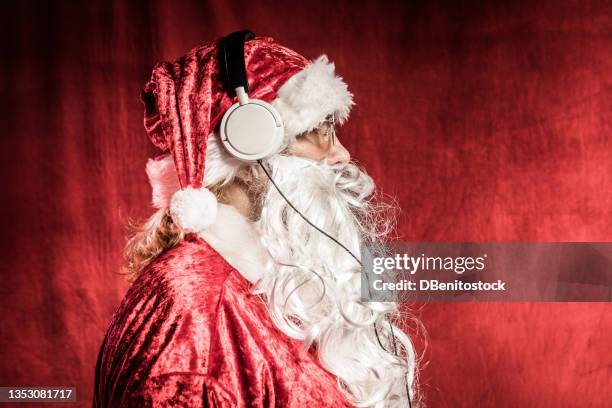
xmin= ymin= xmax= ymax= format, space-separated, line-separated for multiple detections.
xmin=141 ymin=35 xmax=353 ymax=233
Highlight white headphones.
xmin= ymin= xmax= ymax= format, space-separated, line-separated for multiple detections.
xmin=219 ymin=30 xmax=284 ymax=161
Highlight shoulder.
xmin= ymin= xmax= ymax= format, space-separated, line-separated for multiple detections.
xmin=95 ymin=235 xmax=242 ymax=406
xmin=118 ymin=233 xmax=241 ymax=334
xmin=140 ymin=233 xmax=236 ymax=303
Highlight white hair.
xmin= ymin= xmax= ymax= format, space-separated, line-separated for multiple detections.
xmin=253 ymin=155 xmax=419 ymax=407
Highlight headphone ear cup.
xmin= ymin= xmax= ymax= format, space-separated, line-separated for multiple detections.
xmin=220 ymin=99 xmax=284 ymax=161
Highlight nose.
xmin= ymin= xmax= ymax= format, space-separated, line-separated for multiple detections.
xmin=327 ymin=140 xmax=351 ymax=164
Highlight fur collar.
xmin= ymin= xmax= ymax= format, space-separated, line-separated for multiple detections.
xmin=197 ymin=204 xmax=268 ymax=284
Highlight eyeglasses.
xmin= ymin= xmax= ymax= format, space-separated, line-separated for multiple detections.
xmin=294 ymin=114 xmax=338 ymax=153
xmin=318 ymin=114 xmax=337 ymax=145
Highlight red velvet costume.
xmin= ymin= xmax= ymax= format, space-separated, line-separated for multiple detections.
xmin=94 ymin=233 xmax=351 ymax=407
xmin=94 ymin=34 xmax=357 ymax=407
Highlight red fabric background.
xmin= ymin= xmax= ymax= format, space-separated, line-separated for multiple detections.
xmin=1 ymin=1 xmax=610 ymax=407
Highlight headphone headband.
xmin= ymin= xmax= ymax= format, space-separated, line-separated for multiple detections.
xmin=220 ymin=30 xmax=255 ymax=95
xmin=218 ymin=29 xmax=284 ymax=161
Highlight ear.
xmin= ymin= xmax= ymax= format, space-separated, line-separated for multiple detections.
xmin=235 ymin=166 xmax=254 ymax=184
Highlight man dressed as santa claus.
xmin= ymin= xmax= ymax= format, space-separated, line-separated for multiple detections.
xmin=94 ymin=31 xmax=419 ymax=408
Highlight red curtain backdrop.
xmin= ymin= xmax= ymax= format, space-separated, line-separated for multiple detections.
xmin=1 ymin=1 xmax=610 ymax=406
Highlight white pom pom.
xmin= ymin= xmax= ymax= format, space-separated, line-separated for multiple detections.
xmin=169 ymin=187 xmax=218 ymax=233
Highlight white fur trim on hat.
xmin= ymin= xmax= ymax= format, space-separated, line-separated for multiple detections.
xmin=146 ymin=154 xmax=181 ymax=209
xmin=272 ymin=55 xmax=354 ymax=139
xmin=169 ymin=186 xmax=218 ymax=233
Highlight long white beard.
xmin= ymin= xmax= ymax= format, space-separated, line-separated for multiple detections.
xmin=253 ymin=155 xmax=418 ymax=407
